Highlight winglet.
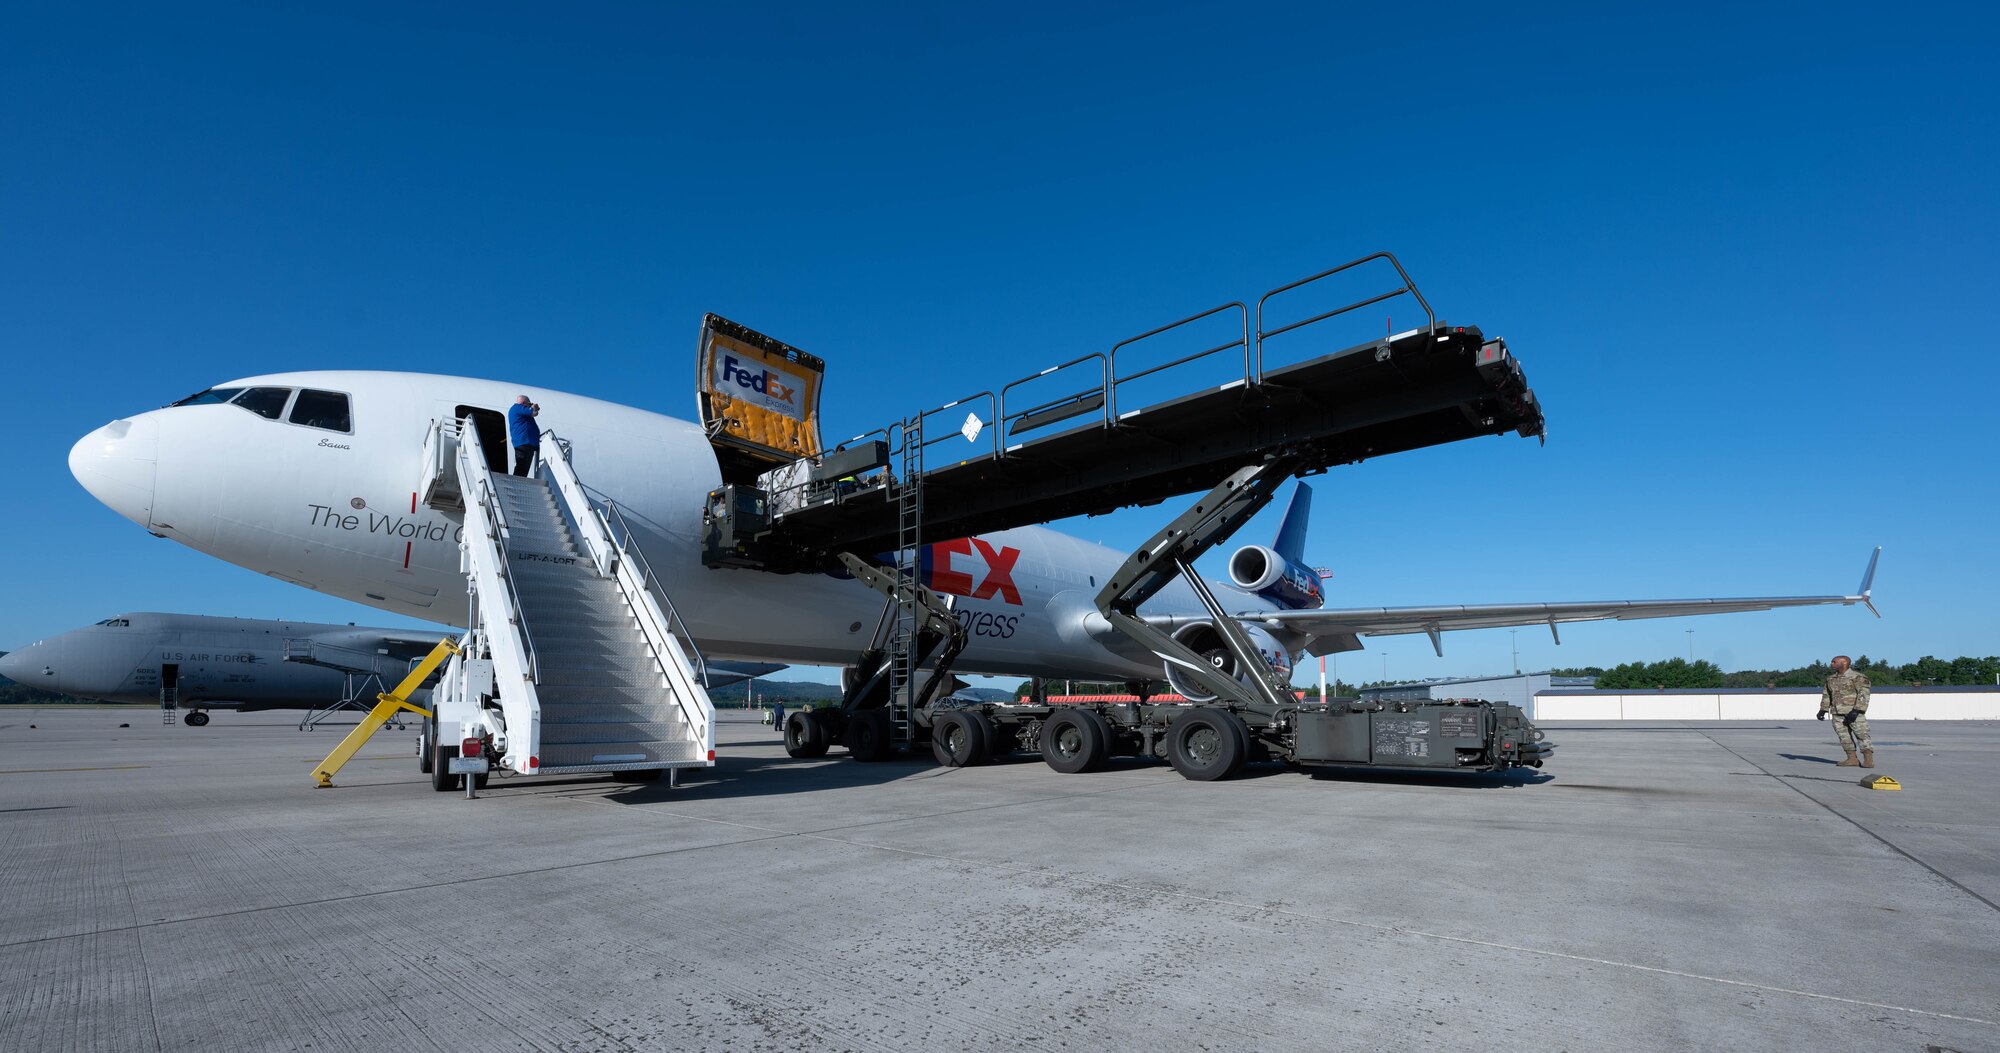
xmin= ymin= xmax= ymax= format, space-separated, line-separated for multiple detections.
xmin=1857 ymin=546 xmax=1882 ymax=618
xmin=1425 ymin=622 xmax=1443 ymax=658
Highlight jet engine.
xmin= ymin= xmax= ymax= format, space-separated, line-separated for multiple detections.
xmin=1227 ymin=545 xmax=1325 ymax=610
xmin=1163 ymin=622 xmax=1295 ymax=702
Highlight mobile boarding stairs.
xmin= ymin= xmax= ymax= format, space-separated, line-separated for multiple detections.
xmin=407 ymin=417 xmax=717 ymax=787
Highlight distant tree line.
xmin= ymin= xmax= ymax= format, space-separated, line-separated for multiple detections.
xmin=1550 ymin=655 xmax=2000 ymax=690
xmin=0 ymin=683 xmax=91 ymax=705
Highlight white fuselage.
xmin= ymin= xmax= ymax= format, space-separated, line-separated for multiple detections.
xmin=70 ymin=371 xmax=1287 ymax=684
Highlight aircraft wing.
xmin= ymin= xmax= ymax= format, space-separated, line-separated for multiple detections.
xmin=1147 ymin=548 xmax=1882 ymax=657
xmin=703 ymin=661 xmax=787 ymax=690
xmin=295 ymin=627 xmax=460 ymax=670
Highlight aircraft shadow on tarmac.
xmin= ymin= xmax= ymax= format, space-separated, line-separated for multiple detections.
xmin=478 ymin=732 xmax=1556 ymax=804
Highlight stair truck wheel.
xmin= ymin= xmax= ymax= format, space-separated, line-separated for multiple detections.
xmin=847 ymin=709 xmax=894 ymax=762
xmin=419 ymin=714 xmax=435 ymax=774
xmin=1039 ymin=709 xmax=1106 ymax=774
xmin=1166 ymin=708 xmax=1248 ymax=782
xmin=930 ymin=711 xmax=990 ymax=768
xmin=429 ymin=745 xmax=457 ymax=792
xmin=785 ymin=709 xmax=830 ymax=758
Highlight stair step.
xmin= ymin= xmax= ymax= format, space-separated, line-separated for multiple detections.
xmin=533 ymin=626 xmax=642 ymax=648
xmin=539 ymin=741 xmax=705 ymax=767
xmin=535 ymin=639 xmax=648 ymax=662
xmin=538 ymin=666 xmax=669 ymax=691
xmin=532 ymin=615 xmax=640 ymax=636
xmin=538 ymin=650 xmax=663 ymax=675
xmin=510 ymin=567 xmax=613 ymax=588
xmin=537 ymin=684 xmax=683 ymax=708
xmin=540 ymin=701 xmax=690 ymax=724
xmin=540 ymin=721 xmax=693 ymax=745
xmin=518 ymin=602 xmax=628 ymax=627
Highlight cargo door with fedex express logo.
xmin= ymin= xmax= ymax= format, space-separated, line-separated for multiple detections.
xmin=697 ymin=314 xmax=826 ymax=484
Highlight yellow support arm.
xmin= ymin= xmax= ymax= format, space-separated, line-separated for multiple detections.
xmin=311 ymin=638 xmax=460 ymax=788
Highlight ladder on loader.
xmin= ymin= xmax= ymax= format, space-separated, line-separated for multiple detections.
xmin=414 ymin=417 xmax=717 ymax=786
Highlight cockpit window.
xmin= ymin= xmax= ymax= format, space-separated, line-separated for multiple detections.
xmin=289 ymin=389 xmax=352 ymax=433
xmin=94 ymin=618 xmax=130 ymax=627
xmin=169 ymin=387 xmax=244 ymax=407
xmin=230 ymin=387 xmax=294 ymax=420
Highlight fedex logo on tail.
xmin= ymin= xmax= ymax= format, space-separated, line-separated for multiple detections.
xmin=716 ymin=355 xmax=806 ymax=420
xmin=923 ymin=538 xmax=1023 ymax=606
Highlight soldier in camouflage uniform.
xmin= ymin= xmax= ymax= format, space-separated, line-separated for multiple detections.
xmin=1818 ymin=654 xmax=1873 ymax=768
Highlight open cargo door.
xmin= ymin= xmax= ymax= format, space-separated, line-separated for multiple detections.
xmin=697 ymin=314 xmax=826 ymax=483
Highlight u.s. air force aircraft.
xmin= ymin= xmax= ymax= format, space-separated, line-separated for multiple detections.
xmin=0 ymin=610 xmax=784 ymax=726
xmin=0 ymin=612 xmax=443 ymax=726
xmin=65 ymin=368 xmax=1879 ymax=696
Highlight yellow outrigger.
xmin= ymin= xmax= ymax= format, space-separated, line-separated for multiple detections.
xmin=310 ymin=637 xmax=460 ymax=788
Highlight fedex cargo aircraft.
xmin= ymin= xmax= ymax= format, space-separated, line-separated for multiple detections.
xmin=65 ymin=367 xmax=1876 ymax=698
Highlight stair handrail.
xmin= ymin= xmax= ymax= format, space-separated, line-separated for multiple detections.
xmin=537 ymin=432 xmax=618 ymax=579
xmin=536 ymin=432 xmax=714 ymax=755
xmin=596 ymin=498 xmax=712 ymax=686
xmin=598 ymin=501 xmax=715 ymax=756
xmin=539 ymin=433 xmax=709 ymax=679
xmin=450 ymin=418 xmax=544 ymax=773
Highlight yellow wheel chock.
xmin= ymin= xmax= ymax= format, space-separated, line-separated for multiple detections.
xmin=311 ymin=638 xmax=459 ymax=788
xmin=1860 ymin=774 xmax=1902 ymax=791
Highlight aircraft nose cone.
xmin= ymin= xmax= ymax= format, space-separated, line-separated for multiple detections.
xmin=0 ymin=642 xmax=52 ymax=684
xmin=71 ymin=416 xmax=159 ymax=529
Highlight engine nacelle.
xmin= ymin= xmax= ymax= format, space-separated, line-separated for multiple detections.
xmin=1164 ymin=622 xmax=1295 ymax=702
xmin=1227 ymin=545 xmax=1324 ymax=610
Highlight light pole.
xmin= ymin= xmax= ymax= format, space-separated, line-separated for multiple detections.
xmin=1509 ymin=629 xmax=1520 ymax=675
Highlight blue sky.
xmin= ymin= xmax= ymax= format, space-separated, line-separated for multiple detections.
xmin=2 ymin=2 xmax=1993 ymax=687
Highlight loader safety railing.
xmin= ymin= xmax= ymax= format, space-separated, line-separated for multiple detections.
xmin=764 ymin=252 xmax=1437 ymax=519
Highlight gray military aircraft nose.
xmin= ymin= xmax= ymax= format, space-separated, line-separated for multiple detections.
xmin=70 ymin=416 xmax=159 ymax=530
xmin=0 ymin=641 xmax=55 ymax=683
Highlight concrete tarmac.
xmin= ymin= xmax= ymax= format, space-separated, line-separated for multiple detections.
xmin=2 ymin=707 xmax=1996 ymax=1052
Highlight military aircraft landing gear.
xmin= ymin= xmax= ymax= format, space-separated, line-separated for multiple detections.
xmin=183 ymin=710 xmax=211 ymax=727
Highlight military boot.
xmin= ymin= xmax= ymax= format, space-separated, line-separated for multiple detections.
xmin=1837 ymin=750 xmax=1860 ymax=767
xmin=1861 ymin=750 xmax=1875 ymax=768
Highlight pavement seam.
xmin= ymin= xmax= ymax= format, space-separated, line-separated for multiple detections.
xmin=1693 ymin=727 xmax=2000 ymax=915
xmin=797 ymin=831 xmax=2000 ymax=1028
xmin=114 ymin=832 xmax=167 ymax=1053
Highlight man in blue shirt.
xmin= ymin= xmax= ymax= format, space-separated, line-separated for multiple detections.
xmin=507 ymin=395 xmax=540 ymax=476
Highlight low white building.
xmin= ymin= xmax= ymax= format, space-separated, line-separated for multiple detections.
xmin=1534 ymin=686 xmax=2000 ymax=721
